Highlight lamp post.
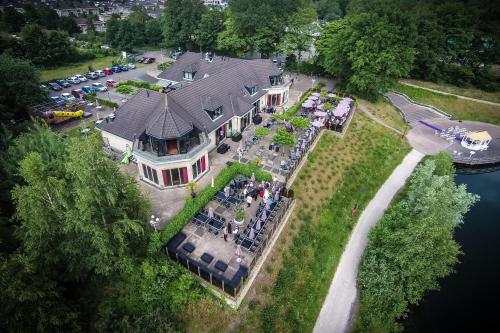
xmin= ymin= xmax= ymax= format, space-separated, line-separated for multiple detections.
xmin=150 ymin=215 xmax=160 ymax=232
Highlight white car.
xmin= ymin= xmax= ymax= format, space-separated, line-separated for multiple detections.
xmin=67 ymin=76 xmax=80 ymax=84
xmin=95 ymin=70 xmax=105 ymax=77
xmin=75 ymin=74 xmax=88 ymax=82
xmin=92 ymin=82 xmax=108 ymax=92
xmin=127 ymin=63 xmax=136 ymax=69
xmin=60 ymin=93 xmax=76 ymax=102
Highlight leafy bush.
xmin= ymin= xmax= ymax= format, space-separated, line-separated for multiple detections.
xmin=157 ymin=60 xmax=174 ymax=71
xmin=354 ymin=153 xmax=479 ymax=333
xmin=272 ymin=126 xmax=295 ymax=146
xmin=116 ymin=85 xmax=136 ymax=95
xmin=118 ymin=80 xmax=162 ymax=91
xmin=291 ymin=116 xmax=310 ymax=129
xmin=148 ymin=162 xmax=272 ymax=254
xmin=254 ymin=127 xmax=271 ymax=137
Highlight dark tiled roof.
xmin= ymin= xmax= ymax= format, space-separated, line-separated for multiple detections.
xmin=145 ymin=95 xmax=193 ymax=139
xmin=99 ymin=54 xmax=284 ymax=140
xmin=97 ymin=89 xmax=164 ymax=141
xmin=158 ymin=52 xmax=245 ymax=82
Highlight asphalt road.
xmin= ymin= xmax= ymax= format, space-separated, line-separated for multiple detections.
xmin=313 ymin=149 xmax=424 ymax=333
xmin=48 ymin=50 xmax=164 ymax=105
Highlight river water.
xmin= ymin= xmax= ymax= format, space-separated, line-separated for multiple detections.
xmin=404 ymin=168 xmax=500 ymax=332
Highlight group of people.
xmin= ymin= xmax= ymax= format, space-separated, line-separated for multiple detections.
xmin=221 ymin=176 xmax=283 ymax=242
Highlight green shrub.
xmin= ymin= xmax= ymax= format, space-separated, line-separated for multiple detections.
xmin=272 ymin=127 xmax=295 ymax=146
xmin=118 ymin=80 xmax=162 ymax=92
xmin=157 ymin=60 xmax=174 ymax=71
xmin=291 ymin=116 xmax=310 ymax=129
xmin=148 ymin=163 xmax=272 ymax=254
xmin=116 ymin=85 xmax=136 ymax=95
xmin=255 ymin=127 xmax=271 ymax=137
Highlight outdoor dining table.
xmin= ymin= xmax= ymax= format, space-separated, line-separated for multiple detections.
xmin=208 ymin=218 xmax=224 ymax=230
xmin=195 ymin=212 xmax=210 ymax=222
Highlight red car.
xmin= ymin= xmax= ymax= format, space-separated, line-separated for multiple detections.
xmin=143 ymin=57 xmax=156 ymax=64
xmin=103 ymin=68 xmax=113 ymax=75
xmin=106 ymin=79 xmax=118 ymax=88
xmin=71 ymin=89 xmax=86 ymax=99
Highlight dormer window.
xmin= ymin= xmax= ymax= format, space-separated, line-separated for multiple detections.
xmin=245 ymin=85 xmax=258 ymax=95
xmin=183 ymin=71 xmax=195 ymax=80
xmin=270 ymin=74 xmax=283 ymax=86
xmin=183 ymin=63 xmax=198 ymax=81
xmin=205 ymin=106 xmax=223 ymax=120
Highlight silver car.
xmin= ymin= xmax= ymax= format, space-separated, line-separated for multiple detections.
xmin=67 ymin=76 xmax=81 ymax=84
xmin=75 ymin=74 xmax=88 ymax=82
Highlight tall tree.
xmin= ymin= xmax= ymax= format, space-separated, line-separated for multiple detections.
xmin=356 ymin=154 xmax=479 ymax=332
xmin=316 ymin=10 xmax=417 ymax=99
xmin=0 ymin=6 xmax=26 ymax=33
xmin=161 ymin=0 xmax=205 ymax=49
xmin=58 ymin=16 xmax=81 ymax=36
xmin=195 ymin=8 xmax=226 ymax=51
xmin=279 ymin=6 xmax=317 ymax=60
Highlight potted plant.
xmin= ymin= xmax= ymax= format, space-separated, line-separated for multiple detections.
xmin=234 ymin=208 xmax=245 ymax=225
xmin=186 ymin=182 xmax=198 ymax=198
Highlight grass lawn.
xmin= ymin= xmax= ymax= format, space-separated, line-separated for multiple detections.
xmin=357 ymin=98 xmax=407 ymax=132
xmin=39 ymin=56 xmax=119 ymax=82
xmin=179 ymin=112 xmax=410 ymax=333
xmin=59 ymin=121 xmax=97 ymax=139
xmin=394 ymin=83 xmax=500 ymax=125
xmin=401 ymin=79 xmax=500 ymax=104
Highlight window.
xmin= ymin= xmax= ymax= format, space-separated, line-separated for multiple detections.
xmin=205 ymin=106 xmax=223 ymax=120
xmin=183 ymin=71 xmax=194 ymax=80
xmin=192 ymin=156 xmax=207 ymax=180
xmin=162 ymin=167 xmax=189 ymax=186
xmin=142 ymin=164 xmax=159 ymax=184
xmin=245 ymin=85 xmax=257 ymax=95
xmin=269 ymin=75 xmax=283 ymax=86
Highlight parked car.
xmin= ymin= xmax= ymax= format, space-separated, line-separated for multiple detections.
xmin=60 ymin=92 xmax=76 ymax=102
xmin=81 ymin=85 xmax=96 ymax=94
xmin=171 ymin=51 xmax=183 ymax=60
xmin=40 ymin=84 xmax=49 ymax=93
xmin=143 ymin=57 xmax=156 ymax=64
xmin=111 ymin=66 xmax=122 ymax=73
xmin=57 ymin=80 xmax=71 ymax=88
xmin=103 ymin=68 xmax=113 ymax=75
xmin=50 ymin=95 xmax=65 ymax=105
xmin=92 ymin=82 xmax=108 ymax=92
xmin=127 ymin=63 xmax=136 ymax=69
xmin=137 ymin=56 xmax=146 ymax=63
xmin=48 ymin=82 xmax=63 ymax=91
xmin=75 ymin=74 xmax=88 ymax=82
xmin=85 ymin=72 xmax=99 ymax=80
xmin=119 ymin=64 xmax=129 ymax=71
xmin=95 ymin=70 xmax=105 ymax=77
xmin=71 ymin=89 xmax=86 ymax=99
xmin=67 ymin=76 xmax=80 ymax=84
xmin=106 ymin=79 xmax=118 ymax=88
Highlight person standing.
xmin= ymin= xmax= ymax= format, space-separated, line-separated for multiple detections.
xmin=223 ymin=226 xmax=228 ymax=242
xmin=246 ymin=195 xmax=253 ymax=207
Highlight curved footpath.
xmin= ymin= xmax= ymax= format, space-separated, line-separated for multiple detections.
xmin=313 ymin=149 xmax=424 ymax=333
xmin=400 ymin=82 xmax=500 ymax=107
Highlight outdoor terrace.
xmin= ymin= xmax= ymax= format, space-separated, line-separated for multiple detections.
xmin=165 ymin=175 xmax=290 ymax=297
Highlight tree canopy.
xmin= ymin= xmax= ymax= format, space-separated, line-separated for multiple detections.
xmin=356 ymin=153 xmax=479 ymax=332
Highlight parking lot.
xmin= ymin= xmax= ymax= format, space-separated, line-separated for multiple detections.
xmin=48 ymin=51 xmax=165 ymax=105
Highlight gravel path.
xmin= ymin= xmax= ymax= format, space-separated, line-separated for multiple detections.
xmin=313 ymin=149 xmax=424 ymax=333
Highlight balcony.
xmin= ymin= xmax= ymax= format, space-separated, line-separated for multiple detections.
xmin=134 ymin=132 xmax=211 ymax=164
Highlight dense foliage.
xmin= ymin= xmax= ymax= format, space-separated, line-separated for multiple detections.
xmin=355 ymin=153 xmax=479 ymax=332
xmin=316 ymin=0 xmax=500 ymax=98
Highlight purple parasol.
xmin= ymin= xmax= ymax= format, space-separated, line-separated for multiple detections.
xmin=312 ymin=92 xmax=321 ymax=97
xmin=302 ymin=100 xmax=314 ymax=108
xmin=308 ymin=95 xmax=319 ymax=101
xmin=249 ymin=228 xmax=255 ymax=239
xmin=262 ymin=210 xmax=267 ymax=220
xmin=256 ymin=219 xmax=262 ymax=231
xmin=314 ymin=111 xmax=327 ymax=117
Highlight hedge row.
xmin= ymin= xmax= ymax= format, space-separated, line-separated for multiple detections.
xmin=118 ymin=80 xmax=162 ymax=92
xmin=283 ymin=89 xmax=312 ymax=118
xmin=85 ymin=94 xmax=119 ymax=108
xmin=148 ymin=162 xmax=272 ymax=254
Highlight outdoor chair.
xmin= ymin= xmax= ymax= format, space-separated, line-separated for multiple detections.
xmin=182 ymin=243 xmax=195 ymax=254
xmin=215 ymin=260 xmax=228 ymax=272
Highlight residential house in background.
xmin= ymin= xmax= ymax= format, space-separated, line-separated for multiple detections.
xmin=76 ymin=17 xmax=106 ymax=33
xmin=97 ymin=52 xmax=291 ymax=189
